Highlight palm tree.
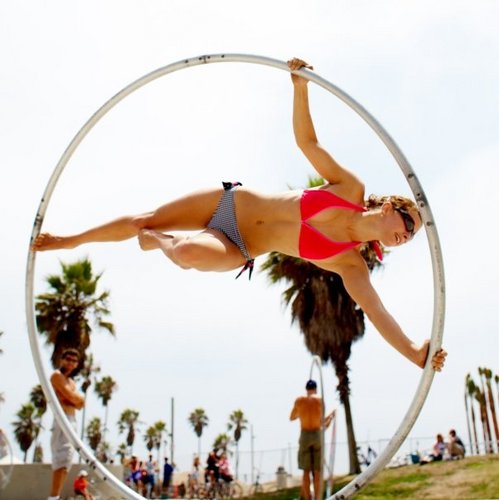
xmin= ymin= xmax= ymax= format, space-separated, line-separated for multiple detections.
xmin=144 ymin=427 xmax=155 ymax=452
xmin=116 ymin=442 xmax=128 ymax=464
xmin=29 ymin=384 xmax=47 ymax=462
xmin=12 ymin=403 xmax=41 ymax=462
xmin=213 ymin=433 xmax=231 ymax=455
xmin=483 ymin=368 xmax=499 ymax=452
xmin=35 ymin=258 xmax=115 ymax=368
xmin=29 ymin=384 xmax=47 ymax=418
xmin=94 ymin=375 xmax=118 ymax=444
xmin=86 ymin=416 xmax=102 ymax=454
xmin=144 ymin=425 xmax=159 ymax=453
xmin=475 ymin=389 xmax=492 ymax=454
xmin=478 ymin=368 xmax=494 ymax=453
xmin=118 ymin=409 xmax=140 ymax=454
xmin=78 ymin=353 xmax=101 ymax=442
xmin=188 ymin=408 xmax=209 ymax=457
xmin=152 ymin=421 xmax=167 ymax=464
xmin=97 ymin=441 xmax=111 ymax=463
xmin=465 ymin=374 xmax=478 ymax=455
xmin=466 ymin=374 xmax=480 ymax=455
xmin=227 ymin=409 xmax=248 ymax=479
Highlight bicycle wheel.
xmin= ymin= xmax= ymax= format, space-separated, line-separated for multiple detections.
xmin=230 ymin=482 xmax=244 ymax=498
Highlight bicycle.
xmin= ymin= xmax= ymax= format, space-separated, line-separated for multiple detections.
xmin=201 ymin=477 xmax=243 ymax=500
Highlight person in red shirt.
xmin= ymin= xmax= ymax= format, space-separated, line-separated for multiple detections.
xmin=73 ymin=470 xmax=93 ymax=500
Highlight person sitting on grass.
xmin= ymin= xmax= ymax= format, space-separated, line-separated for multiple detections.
xmin=420 ymin=434 xmax=445 ymax=465
xmin=447 ymin=429 xmax=465 ymax=459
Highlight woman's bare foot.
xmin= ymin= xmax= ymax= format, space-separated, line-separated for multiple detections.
xmin=31 ymin=233 xmax=74 ymax=251
xmin=138 ymin=229 xmax=173 ymax=251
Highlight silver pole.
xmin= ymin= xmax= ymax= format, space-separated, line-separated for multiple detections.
xmin=171 ymin=397 xmax=175 ymax=465
xmin=26 ymin=53 xmax=445 ymax=499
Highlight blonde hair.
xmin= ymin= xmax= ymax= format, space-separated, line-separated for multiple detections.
xmin=365 ymin=194 xmax=421 ymax=221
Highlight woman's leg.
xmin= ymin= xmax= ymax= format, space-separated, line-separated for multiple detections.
xmin=32 ymin=188 xmax=224 ymax=251
xmin=138 ymin=228 xmax=246 ymax=272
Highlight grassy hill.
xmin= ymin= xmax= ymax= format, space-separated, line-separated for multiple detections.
xmin=253 ymin=454 xmax=499 ymax=499
xmin=351 ymin=454 xmax=499 ymax=499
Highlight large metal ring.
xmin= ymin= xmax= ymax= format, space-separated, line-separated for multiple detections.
xmin=26 ymin=53 xmax=445 ymax=499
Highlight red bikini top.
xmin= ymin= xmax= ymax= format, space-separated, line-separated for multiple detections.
xmin=299 ymin=189 xmax=383 ymax=261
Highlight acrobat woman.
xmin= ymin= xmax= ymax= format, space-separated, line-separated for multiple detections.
xmin=33 ymin=58 xmax=447 ymax=372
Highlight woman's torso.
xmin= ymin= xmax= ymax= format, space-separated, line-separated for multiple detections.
xmin=235 ymin=185 xmax=365 ymax=267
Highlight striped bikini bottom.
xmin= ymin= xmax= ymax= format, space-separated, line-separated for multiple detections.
xmin=207 ymin=181 xmax=254 ymax=279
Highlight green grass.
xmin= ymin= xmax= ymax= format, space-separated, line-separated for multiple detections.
xmin=243 ymin=454 xmax=499 ymax=499
xmin=463 ymin=460 xmax=486 ymax=469
xmin=355 ymin=455 xmax=499 ymax=499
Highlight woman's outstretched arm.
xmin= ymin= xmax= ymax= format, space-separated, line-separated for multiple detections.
xmin=288 ymin=58 xmax=363 ymax=193
xmin=332 ymin=259 xmax=447 ymax=370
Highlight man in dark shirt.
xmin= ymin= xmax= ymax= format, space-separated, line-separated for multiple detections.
xmin=162 ymin=457 xmax=174 ymax=496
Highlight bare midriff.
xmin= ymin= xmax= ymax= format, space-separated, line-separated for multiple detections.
xmin=234 ymin=187 xmax=361 ymax=263
xmin=235 ymin=188 xmax=303 ymax=257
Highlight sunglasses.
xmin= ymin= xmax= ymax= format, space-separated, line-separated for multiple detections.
xmin=394 ymin=207 xmax=416 ymax=237
xmin=63 ymin=357 xmax=79 ymax=364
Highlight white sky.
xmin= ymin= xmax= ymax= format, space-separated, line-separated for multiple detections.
xmin=1 ymin=0 xmax=499 ymax=481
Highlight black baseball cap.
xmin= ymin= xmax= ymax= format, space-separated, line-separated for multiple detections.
xmin=305 ymin=379 xmax=317 ymax=390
